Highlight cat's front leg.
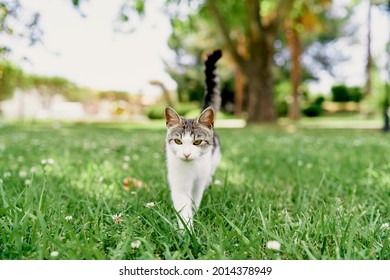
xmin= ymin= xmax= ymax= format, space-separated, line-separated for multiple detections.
xmin=171 ymin=190 xmax=193 ymax=230
xmin=192 ymin=177 xmax=209 ymax=211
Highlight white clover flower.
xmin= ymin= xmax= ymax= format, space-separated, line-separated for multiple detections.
xmin=41 ymin=159 xmax=47 ymax=165
xmin=112 ymin=213 xmax=122 ymax=224
xmin=3 ymin=171 xmax=11 ymax=178
xmin=353 ymin=139 xmax=362 ymax=146
xmin=145 ymin=202 xmax=155 ymax=208
xmin=131 ymin=240 xmax=141 ymax=249
xmin=122 ymin=163 xmax=129 ymax=169
xmin=19 ymin=171 xmax=27 ymax=178
xmin=24 ymin=179 xmax=32 ymax=186
xmin=266 ymin=240 xmax=281 ymax=251
xmin=50 ymin=251 xmax=59 ymax=257
xmin=47 ymin=158 xmax=55 ymax=165
xmin=214 ymin=179 xmax=222 ymax=185
xmin=30 ymin=166 xmax=38 ymax=174
xmin=123 ymin=155 xmax=130 ymax=161
xmin=380 ymin=223 xmax=389 ymax=231
xmin=65 ymin=215 xmax=73 ymax=221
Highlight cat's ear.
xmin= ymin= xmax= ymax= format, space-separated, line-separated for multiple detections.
xmin=165 ymin=107 xmax=182 ymax=128
xmin=197 ymin=107 xmax=214 ymax=129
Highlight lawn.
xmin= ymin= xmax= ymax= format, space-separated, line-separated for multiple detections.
xmin=0 ymin=122 xmax=389 ymax=260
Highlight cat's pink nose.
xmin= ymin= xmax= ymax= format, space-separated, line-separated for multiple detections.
xmin=183 ymin=152 xmax=191 ymax=159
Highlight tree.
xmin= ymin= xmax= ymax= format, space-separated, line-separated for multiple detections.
xmin=0 ymin=1 xmax=42 ymax=105
xmin=0 ymin=60 xmax=25 ymax=101
xmin=365 ymin=0 xmax=373 ymax=97
xmin=284 ymin=0 xmax=333 ymax=120
xmin=204 ymin=0 xmax=294 ymax=122
xmin=72 ymin=0 xmax=354 ymax=122
xmin=98 ymin=0 xmax=293 ymax=122
xmin=26 ymin=75 xmax=81 ymax=109
xmin=0 ymin=1 xmax=42 ymax=57
xmin=371 ymin=0 xmax=390 ymax=131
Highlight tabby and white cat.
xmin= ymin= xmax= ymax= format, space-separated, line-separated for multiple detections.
xmin=165 ymin=50 xmax=222 ymax=230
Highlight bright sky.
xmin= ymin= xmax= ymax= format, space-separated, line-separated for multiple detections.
xmin=4 ymin=0 xmax=390 ymax=95
xmin=308 ymin=0 xmax=389 ymax=94
xmin=8 ymin=0 xmax=176 ymax=95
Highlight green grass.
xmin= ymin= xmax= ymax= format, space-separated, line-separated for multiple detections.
xmin=0 ymin=122 xmax=389 ymax=260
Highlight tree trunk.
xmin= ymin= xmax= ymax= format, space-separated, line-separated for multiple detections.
xmin=286 ymin=21 xmax=301 ymax=120
xmin=245 ymin=29 xmax=276 ymax=123
xmin=234 ymin=66 xmax=244 ymax=117
xmin=207 ymin=0 xmax=278 ymax=123
xmin=365 ymin=0 xmax=372 ymax=97
xmin=245 ymin=62 xmax=276 ymax=122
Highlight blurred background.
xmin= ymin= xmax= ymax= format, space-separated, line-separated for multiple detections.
xmin=0 ymin=0 xmax=389 ymax=129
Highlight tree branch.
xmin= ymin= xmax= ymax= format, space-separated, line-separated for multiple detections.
xmin=244 ymin=0 xmax=263 ymax=60
xmin=271 ymin=0 xmax=295 ymax=31
xmin=246 ymin=0 xmax=262 ymax=39
xmin=206 ymin=0 xmax=244 ymax=66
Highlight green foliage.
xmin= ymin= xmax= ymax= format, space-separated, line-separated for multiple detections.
xmin=166 ymin=61 xmax=204 ymax=103
xmin=26 ymin=75 xmax=83 ymax=102
xmin=164 ymin=0 xmax=354 ymax=120
xmin=313 ymin=95 xmax=326 ymax=105
xmin=145 ymin=104 xmax=166 ymax=119
xmin=302 ymin=95 xmax=326 ymax=117
xmin=166 ymin=2 xmax=236 ymax=107
xmin=0 ymin=124 xmax=389 ymax=259
xmin=331 ymin=85 xmax=350 ymax=102
xmin=274 ymin=81 xmax=291 ymax=117
xmin=171 ymin=102 xmax=199 ymax=116
xmin=72 ymin=0 xmax=81 ymax=6
xmin=0 ymin=0 xmax=42 ymax=53
xmin=0 ymin=60 xmax=26 ymax=101
xmin=348 ymin=87 xmax=364 ymax=103
xmin=185 ymin=109 xmax=234 ymax=119
xmin=145 ymin=103 xmax=198 ymax=120
xmin=98 ymin=91 xmax=130 ymax=101
xmin=331 ymin=85 xmax=363 ymax=103
xmin=0 ymin=60 xmax=99 ymax=103
xmin=302 ymin=104 xmax=322 ymax=117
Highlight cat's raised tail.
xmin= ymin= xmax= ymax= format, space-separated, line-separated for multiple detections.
xmin=202 ymin=49 xmax=222 ymax=112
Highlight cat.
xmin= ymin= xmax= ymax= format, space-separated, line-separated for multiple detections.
xmin=165 ymin=49 xmax=222 ymax=230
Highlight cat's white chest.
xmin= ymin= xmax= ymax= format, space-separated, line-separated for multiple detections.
xmin=166 ymin=149 xmax=212 ymax=185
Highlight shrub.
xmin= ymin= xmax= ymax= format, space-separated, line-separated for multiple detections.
xmin=314 ymin=95 xmax=326 ymax=106
xmin=274 ymin=81 xmax=291 ymax=117
xmin=174 ymin=102 xmax=199 ymax=116
xmin=331 ymin=85 xmax=349 ymax=102
xmin=302 ymin=104 xmax=322 ymax=117
xmin=348 ymin=87 xmax=364 ymax=102
xmin=145 ymin=104 xmax=166 ymax=119
xmin=145 ymin=103 xmax=198 ymax=120
xmin=331 ymin=84 xmax=364 ymax=103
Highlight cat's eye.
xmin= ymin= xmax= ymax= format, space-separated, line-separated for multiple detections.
xmin=193 ymin=140 xmax=202 ymax=146
xmin=174 ymin=139 xmax=183 ymax=145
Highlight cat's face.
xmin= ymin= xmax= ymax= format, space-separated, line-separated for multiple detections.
xmin=165 ymin=107 xmax=214 ymax=161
